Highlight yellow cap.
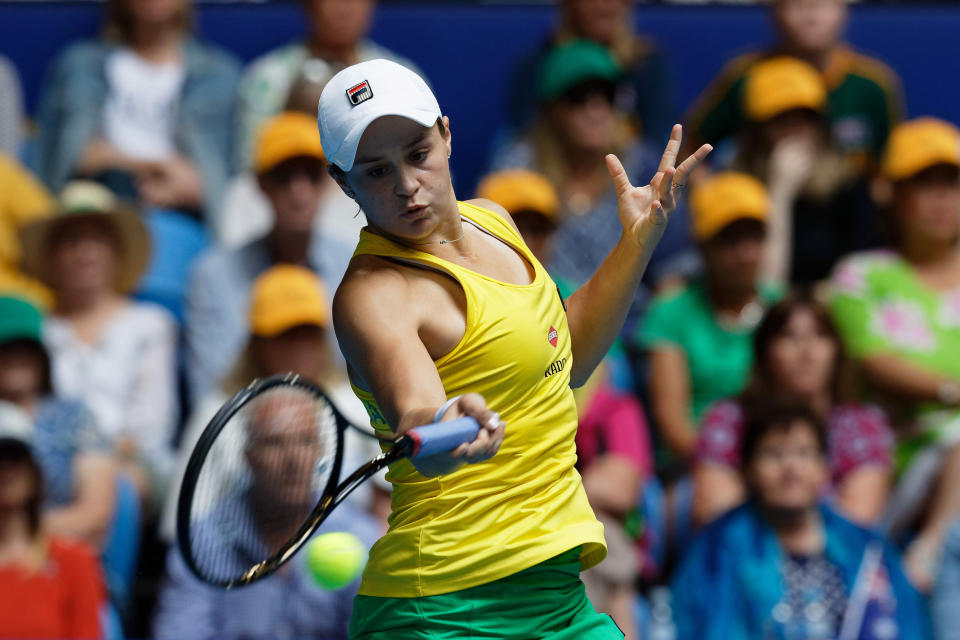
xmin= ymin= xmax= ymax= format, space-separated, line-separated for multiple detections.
xmin=249 ymin=265 xmax=329 ymax=337
xmin=745 ymin=56 xmax=827 ymax=122
xmin=254 ymin=112 xmax=326 ymax=174
xmin=475 ymin=169 xmax=560 ymax=220
xmin=882 ymin=117 xmax=960 ymax=181
xmin=690 ymin=172 xmax=769 ymax=241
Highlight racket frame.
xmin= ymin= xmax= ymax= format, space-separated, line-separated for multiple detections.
xmin=177 ymin=373 xmax=357 ymax=589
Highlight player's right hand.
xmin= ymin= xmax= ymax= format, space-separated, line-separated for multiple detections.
xmin=446 ymin=393 xmax=505 ymax=464
xmin=411 ymin=393 xmax=505 ymax=477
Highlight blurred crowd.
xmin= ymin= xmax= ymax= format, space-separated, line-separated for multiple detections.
xmin=0 ymin=0 xmax=959 ymax=638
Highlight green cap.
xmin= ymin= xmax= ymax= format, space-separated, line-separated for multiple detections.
xmin=0 ymin=296 xmax=43 ymax=345
xmin=537 ymin=40 xmax=621 ymax=103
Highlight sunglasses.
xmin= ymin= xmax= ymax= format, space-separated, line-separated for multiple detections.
xmin=558 ymin=79 xmax=617 ymax=107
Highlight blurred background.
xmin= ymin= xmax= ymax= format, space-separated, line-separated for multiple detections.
xmin=1 ymin=1 xmax=960 ymax=639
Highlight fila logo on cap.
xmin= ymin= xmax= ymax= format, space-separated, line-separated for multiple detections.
xmin=346 ymin=80 xmax=373 ymax=107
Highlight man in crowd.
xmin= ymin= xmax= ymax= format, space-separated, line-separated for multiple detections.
xmin=153 ymin=387 xmax=378 ymax=640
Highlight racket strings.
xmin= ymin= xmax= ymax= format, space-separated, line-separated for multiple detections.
xmin=184 ymin=386 xmax=339 ymax=585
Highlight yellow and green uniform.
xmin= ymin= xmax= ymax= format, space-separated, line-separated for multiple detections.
xmin=685 ymin=47 xmax=903 ymax=169
xmin=349 ymin=202 xmax=616 ymax=638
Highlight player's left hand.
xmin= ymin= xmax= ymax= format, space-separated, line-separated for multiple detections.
xmin=606 ymin=124 xmax=712 ymax=249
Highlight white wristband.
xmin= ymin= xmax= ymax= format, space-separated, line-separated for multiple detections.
xmin=433 ymin=396 xmax=462 ymax=424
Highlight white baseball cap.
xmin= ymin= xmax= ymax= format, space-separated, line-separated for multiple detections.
xmin=317 ymin=59 xmax=441 ymax=172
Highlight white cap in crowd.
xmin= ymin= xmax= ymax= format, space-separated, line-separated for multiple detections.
xmin=317 ymin=59 xmax=441 ymax=172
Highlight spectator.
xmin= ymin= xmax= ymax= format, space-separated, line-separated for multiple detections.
xmin=0 ymin=154 xmax=54 ymax=307
xmin=153 ymin=388 xmax=379 ymax=640
xmin=0 ymin=54 xmax=23 ymax=157
xmin=491 ymin=40 xmax=697 ymax=337
xmin=235 ymin=0 xmax=421 ymax=169
xmin=217 ymin=61 xmax=363 ymax=249
xmin=827 ymin=117 xmax=960 ymax=591
xmin=0 ymin=296 xmax=115 ymax=545
xmin=732 ymin=56 xmax=880 ymax=285
xmin=0 ymin=430 xmax=107 ymax=640
xmin=185 ymin=112 xmax=352 ymax=403
xmin=36 ymin=0 xmax=240 ymax=219
xmin=638 ymin=172 xmax=781 ymax=471
xmin=477 ymin=168 xmax=651 ymax=639
xmin=18 ymin=181 xmax=178 ymax=507
xmin=163 ymin=264 xmax=386 ymax=542
xmin=503 ymin=0 xmax=673 ymax=144
xmin=684 ymin=0 xmax=903 ymax=172
xmin=934 ymin=520 xmax=960 ymax=640
xmin=672 ymin=397 xmax=928 ymax=640
xmin=693 ymin=292 xmax=894 ymax=527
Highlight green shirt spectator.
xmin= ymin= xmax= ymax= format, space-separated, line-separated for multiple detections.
xmin=638 ymin=172 xmax=779 ymax=472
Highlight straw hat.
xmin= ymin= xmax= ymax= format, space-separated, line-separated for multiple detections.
xmin=19 ymin=181 xmax=150 ymax=293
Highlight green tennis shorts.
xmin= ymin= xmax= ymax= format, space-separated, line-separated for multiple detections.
xmin=349 ymin=547 xmax=624 ymax=639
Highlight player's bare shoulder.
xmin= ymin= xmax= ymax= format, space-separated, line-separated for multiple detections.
xmin=467 ymin=198 xmax=521 ymax=234
xmin=334 ymin=254 xmax=413 ymax=329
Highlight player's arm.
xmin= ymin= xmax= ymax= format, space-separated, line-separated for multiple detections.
xmin=565 ymin=125 xmax=712 ymax=387
xmin=333 ymin=265 xmax=504 ymax=477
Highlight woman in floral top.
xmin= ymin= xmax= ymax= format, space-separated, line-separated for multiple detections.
xmin=828 ymin=117 xmax=960 ymax=591
xmin=693 ymin=293 xmax=894 ymax=528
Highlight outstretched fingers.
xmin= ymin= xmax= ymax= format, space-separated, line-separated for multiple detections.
xmin=657 ymin=124 xmax=684 ymax=174
xmin=672 ymin=143 xmax=713 ymax=189
xmin=606 ymin=153 xmax=634 ymax=196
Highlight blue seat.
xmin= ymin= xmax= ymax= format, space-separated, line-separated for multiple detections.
xmin=101 ymin=473 xmax=141 ymax=620
xmin=134 ymin=207 xmax=211 ymax=323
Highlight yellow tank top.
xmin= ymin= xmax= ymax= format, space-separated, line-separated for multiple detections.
xmin=349 ymin=201 xmax=606 ymax=597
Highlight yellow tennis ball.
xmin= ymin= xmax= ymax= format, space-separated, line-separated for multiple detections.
xmin=305 ymin=531 xmax=367 ymax=590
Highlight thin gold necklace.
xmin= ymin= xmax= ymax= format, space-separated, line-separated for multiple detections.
xmin=405 ymin=216 xmax=467 ymax=246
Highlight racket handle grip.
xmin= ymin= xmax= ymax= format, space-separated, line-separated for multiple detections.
xmin=408 ymin=417 xmax=480 ymax=458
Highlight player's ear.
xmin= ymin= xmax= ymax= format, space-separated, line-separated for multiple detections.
xmin=328 ymin=164 xmax=357 ymax=200
xmin=440 ymin=116 xmax=452 ymax=159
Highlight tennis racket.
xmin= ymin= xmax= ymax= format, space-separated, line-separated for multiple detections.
xmin=176 ymin=372 xmax=479 ymax=589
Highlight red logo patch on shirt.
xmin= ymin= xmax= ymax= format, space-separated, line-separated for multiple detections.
xmin=548 ymin=326 xmax=558 ymax=347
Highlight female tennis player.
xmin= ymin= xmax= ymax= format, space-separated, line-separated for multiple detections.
xmin=318 ymin=59 xmax=710 ymax=639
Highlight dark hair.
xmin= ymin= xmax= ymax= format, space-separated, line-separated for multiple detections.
xmin=327 ymin=118 xmax=447 ymax=184
xmin=742 ymin=289 xmax=851 ymax=404
xmin=0 ymin=438 xmax=44 ymax=537
xmin=0 ymin=339 xmax=53 ymax=396
xmin=740 ymin=393 xmax=827 ymax=469
xmin=103 ymin=0 xmax=194 ymax=42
